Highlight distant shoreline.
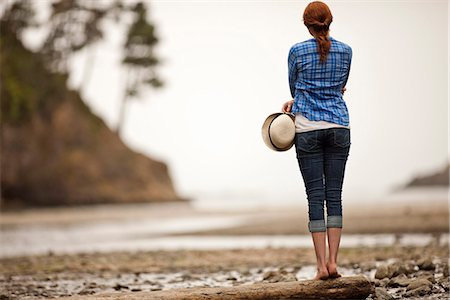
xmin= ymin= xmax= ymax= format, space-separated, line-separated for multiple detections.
xmin=1 ymin=195 xmax=448 ymax=233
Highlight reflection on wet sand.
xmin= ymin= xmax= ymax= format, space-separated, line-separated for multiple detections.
xmin=0 ymin=192 xmax=448 ymax=299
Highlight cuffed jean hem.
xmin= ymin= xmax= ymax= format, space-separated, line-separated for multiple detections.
xmin=327 ymin=215 xmax=343 ymax=228
xmin=308 ymin=219 xmax=326 ymax=232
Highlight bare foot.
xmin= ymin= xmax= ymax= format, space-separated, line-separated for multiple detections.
xmin=314 ymin=267 xmax=329 ymax=280
xmin=326 ymin=262 xmax=342 ymax=278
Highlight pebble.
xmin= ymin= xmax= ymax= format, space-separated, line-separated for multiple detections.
xmin=388 ymin=274 xmax=410 ymax=287
xmin=113 ymin=283 xmax=129 ymax=291
xmin=406 ymin=278 xmax=432 ymax=291
xmin=262 ymin=270 xmax=297 ymax=283
xmin=417 ymin=272 xmax=436 ymax=284
xmin=375 ymin=261 xmax=419 ymax=280
xmin=360 ymin=261 xmax=377 ymax=272
xmin=374 ymin=287 xmax=394 ymax=300
xmin=404 ymin=285 xmax=432 ymax=297
xmin=379 ymin=278 xmax=390 ymax=287
xmin=372 ymin=278 xmax=381 ymax=287
xmin=282 ymin=273 xmax=297 ymax=282
xmin=390 ymin=262 xmax=407 ymax=277
xmin=375 ymin=265 xmax=392 ymax=279
xmin=78 ymin=289 xmax=96 ymax=295
xmin=417 ymin=258 xmax=435 ymax=271
xmin=404 ymin=261 xmax=417 ymax=274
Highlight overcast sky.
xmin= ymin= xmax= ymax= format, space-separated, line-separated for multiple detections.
xmin=24 ymin=0 xmax=448 ymax=203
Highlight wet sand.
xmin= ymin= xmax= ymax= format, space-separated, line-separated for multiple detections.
xmin=178 ymin=200 xmax=449 ymax=236
xmin=1 ymin=198 xmax=448 ymax=235
xmin=0 ymin=197 xmax=449 ymax=299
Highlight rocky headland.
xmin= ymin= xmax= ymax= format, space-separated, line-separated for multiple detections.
xmin=1 ymin=17 xmax=183 ymax=209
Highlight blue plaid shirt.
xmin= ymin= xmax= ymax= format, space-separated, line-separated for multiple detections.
xmin=288 ymin=36 xmax=352 ymax=126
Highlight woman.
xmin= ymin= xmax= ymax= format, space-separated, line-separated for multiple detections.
xmin=282 ymin=1 xmax=352 ymax=281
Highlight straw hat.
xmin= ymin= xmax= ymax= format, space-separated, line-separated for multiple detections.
xmin=261 ymin=113 xmax=295 ymax=151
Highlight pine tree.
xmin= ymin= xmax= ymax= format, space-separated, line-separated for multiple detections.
xmin=116 ymin=2 xmax=163 ymax=135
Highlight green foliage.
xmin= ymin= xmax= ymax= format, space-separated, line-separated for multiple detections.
xmin=115 ymin=1 xmax=163 ymax=134
xmin=41 ymin=0 xmax=108 ymax=73
xmin=1 ymin=0 xmax=164 ymax=127
xmin=1 ymin=0 xmax=36 ymax=35
xmin=2 ymin=72 xmax=34 ymax=122
xmin=123 ymin=2 xmax=163 ymax=97
xmin=124 ymin=3 xmax=158 ymax=66
xmin=0 ymin=3 xmax=66 ymax=124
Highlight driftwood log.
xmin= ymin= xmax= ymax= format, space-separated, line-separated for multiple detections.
xmin=55 ymin=275 xmax=374 ymax=300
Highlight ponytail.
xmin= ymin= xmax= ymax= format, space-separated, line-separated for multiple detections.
xmin=311 ymin=25 xmax=331 ymax=63
xmin=303 ymin=1 xmax=333 ymax=63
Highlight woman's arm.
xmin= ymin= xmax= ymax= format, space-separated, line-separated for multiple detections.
xmin=341 ymin=47 xmax=353 ymax=91
xmin=288 ymin=46 xmax=298 ymax=99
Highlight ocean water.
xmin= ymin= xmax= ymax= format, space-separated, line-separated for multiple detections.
xmin=0 ymin=186 xmax=447 ymax=258
xmin=1 ymin=214 xmax=448 ymax=258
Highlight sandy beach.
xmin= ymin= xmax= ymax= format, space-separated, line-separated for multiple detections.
xmin=0 ymin=195 xmax=449 ymax=299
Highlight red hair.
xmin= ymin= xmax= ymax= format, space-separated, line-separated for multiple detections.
xmin=303 ymin=1 xmax=333 ymax=63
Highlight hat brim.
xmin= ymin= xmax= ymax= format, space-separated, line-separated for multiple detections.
xmin=262 ymin=113 xmax=295 ymax=151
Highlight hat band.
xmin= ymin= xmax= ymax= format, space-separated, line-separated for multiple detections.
xmin=268 ymin=119 xmax=286 ymax=151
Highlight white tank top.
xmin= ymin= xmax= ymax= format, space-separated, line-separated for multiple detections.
xmin=295 ymin=113 xmax=350 ymax=133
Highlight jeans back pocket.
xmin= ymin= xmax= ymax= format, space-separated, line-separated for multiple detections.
xmin=333 ymin=128 xmax=351 ymax=148
xmin=295 ymin=131 xmax=319 ymax=153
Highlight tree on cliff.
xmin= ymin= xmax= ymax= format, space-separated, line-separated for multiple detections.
xmin=117 ymin=2 xmax=163 ymax=135
xmin=4 ymin=0 xmax=163 ymax=135
xmin=1 ymin=1 xmax=179 ymax=207
xmin=1 ymin=0 xmax=66 ymax=123
xmin=39 ymin=0 xmax=164 ymax=136
xmin=41 ymin=0 xmax=107 ymax=74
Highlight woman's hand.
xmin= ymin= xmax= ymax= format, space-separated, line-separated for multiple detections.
xmin=282 ymin=100 xmax=294 ymax=113
xmin=341 ymin=87 xmax=347 ymax=94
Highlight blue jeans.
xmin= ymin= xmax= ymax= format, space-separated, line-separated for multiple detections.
xmin=294 ymin=128 xmax=351 ymax=232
